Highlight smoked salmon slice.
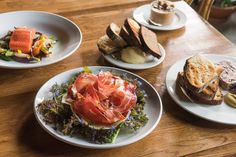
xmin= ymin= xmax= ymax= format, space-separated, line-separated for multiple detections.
xmin=9 ymin=28 xmax=36 ymax=53
xmin=68 ymin=71 xmax=137 ymax=126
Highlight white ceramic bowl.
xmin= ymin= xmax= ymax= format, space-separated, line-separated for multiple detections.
xmin=0 ymin=11 xmax=82 ymax=69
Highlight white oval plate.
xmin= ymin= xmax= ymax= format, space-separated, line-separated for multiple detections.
xmin=102 ymin=44 xmax=165 ymax=70
xmin=0 ymin=11 xmax=82 ymax=69
xmin=34 ymin=66 xmax=163 ymax=149
xmin=133 ymin=4 xmax=187 ymax=31
xmin=166 ymin=54 xmax=236 ymax=125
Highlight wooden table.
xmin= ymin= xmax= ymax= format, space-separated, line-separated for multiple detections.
xmin=0 ymin=1 xmax=236 ymax=157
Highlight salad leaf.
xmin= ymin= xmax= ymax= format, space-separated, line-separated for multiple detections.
xmin=0 ymin=54 xmax=12 ymax=61
xmin=37 ymin=68 xmax=148 ymax=144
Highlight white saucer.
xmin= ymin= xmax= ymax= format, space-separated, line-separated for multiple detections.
xmin=133 ymin=4 xmax=187 ymax=31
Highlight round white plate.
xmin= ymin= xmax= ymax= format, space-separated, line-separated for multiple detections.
xmin=166 ymin=54 xmax=236 ymax=125
xmin=0 ymin=11 xmax=82 ymax=69
xmin=102 ymin=44 xmax=165 ymax=70
xmin=133 ymin=4 xmax=187 ymax=31
xmin=34 ymin=66 xmax=162 ymax=148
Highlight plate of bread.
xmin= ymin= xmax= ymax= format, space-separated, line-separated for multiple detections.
xmin=97 ymin=18 xmax=165 ymax=70
xmin=166 ymin=54 xmax=236 ymax=124
xmin=133 ymin=0 xmax=187 ymax=31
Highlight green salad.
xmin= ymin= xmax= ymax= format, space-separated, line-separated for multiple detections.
xmin=37 ymin=68 xmax=148 ymax=144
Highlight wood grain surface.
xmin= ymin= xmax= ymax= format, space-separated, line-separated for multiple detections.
xmin=0 ymin=1 xmax=236 ymax=157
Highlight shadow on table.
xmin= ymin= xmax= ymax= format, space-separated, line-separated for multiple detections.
xmin=16 ymin=113 xmax=114 ymax=156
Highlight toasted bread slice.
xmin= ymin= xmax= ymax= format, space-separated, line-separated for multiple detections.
xmin=106 ymin=23 xmax=127 ymax=48
xmin=97 ymin=35 xmax=120 ymax=54
xmin=177 ymin=72 xmax=223 ymax=105
xmin=124 ymin=18 xmax=142 ymax=47
xmin=120 ymin=26 xmax=133 ymax=46
xmin=184 ymin=55 xmax=219 ymax=93
xmin=140 ymin=26 xmax=161 ymax=58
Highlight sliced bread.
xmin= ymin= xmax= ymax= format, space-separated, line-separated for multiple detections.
xmin=106 ymin=23 xmax=127 ymax=48
xmin=140 ymin=26 xmax=161 ymax=58
xmin=183 ymin=54 xmax=219 ymax=93
xmin=124 ymin=18 xmax=142 ymax=47
xmin=177 ymin=72 xmax=223 ymax=105
xmin=97 ymin=35 xmax=120 ymax=54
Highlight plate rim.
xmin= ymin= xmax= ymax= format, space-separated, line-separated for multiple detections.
xmin=166 ymin=54 xmax=236 ymax=125
xmin=133 ymin=4 xmax=187 ymax=31
xmin=34 ymin=66 xmax=163 ymax=148
xmin=102 ymin=44 xmax=166 ymax=70
xmin=0 ymin=10 xmax=82 ymax=69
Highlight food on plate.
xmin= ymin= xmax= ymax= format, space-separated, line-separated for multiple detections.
xmin=183 ymin=54 xmax=223 ymax=93
xmin=140 ymin=26 xmax=161 ymax=58
xmin=177 ymin=72 xmax=223 ymax=105
xmin=218 ymin=60 xmax=236 ymax=94
xmin=149 ymin=0 xmax=175 ymax=26
xmin=97 ymin=18 xmax=162 ymax=64
xmin=0 ymin=27 xmax=56 ymax=63
xmin=176 ymin=55 xmax=223 ymax=105
xmin=106 ymin=23 xmax=127 ymax=47
xmin=121 ymin=47 xmax=147 ymax=64
xmin=97 ymin=35 xmax=120 ymax=54
xmin=37 ymin=67 xmax=148 ymax=144
xmin=224 ymin=93 xmax=236 ymax=108
xmin=124 ymin=18 xmax=142 ymax=47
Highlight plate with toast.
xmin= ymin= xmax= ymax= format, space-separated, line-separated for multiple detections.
xmin=97 ymin=18 xmax=165 ymax=70
xmin=166 ymin=54 xmax=236 ymax=124
xmin=133 ymin=4 xmax=186 ymax=31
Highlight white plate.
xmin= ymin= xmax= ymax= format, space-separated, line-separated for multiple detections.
xmin=133 ymin=4 xmax=187 ymax=31
xmin=166 ymin=54 xmax=236 ymax=125
xmin=0 ymin=11 xmax=82 ymax=69
xmin=102 ymin=44 xmax=165 ymax=70
xmin=34 ymin=66 xmax=162 ymax=148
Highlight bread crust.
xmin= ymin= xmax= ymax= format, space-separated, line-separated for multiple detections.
xmin=140 ymin=26 xmax=161 ymax=58
xmin=106 ymin=23 xmax=127 ymax=48
xmin=124 ymin=18 xmax=142 ymax=47
xmin=177 ymin=72 xmax=223 ymax=105
xmin=183 ymin=55 xmax=219 ymax=93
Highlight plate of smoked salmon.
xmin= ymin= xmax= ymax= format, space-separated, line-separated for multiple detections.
xmin=0 ymin=11 xmax=82 ymax=69
xmin=34 ymin=66 xmax=162 ymax=148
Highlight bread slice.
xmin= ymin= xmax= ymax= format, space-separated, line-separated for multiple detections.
xmin=184 ymin=55 xmax=219 ymax=93
xmin=218 ymin=60 xmax=236 ymax=93
xmin=140 ymin=26 xmax=161 ymax=58
xmin=120 ymin=26 xmax=133 ymax=46
xmin=97 ymin=35 xmax=120 ymax=54
xmin=124 ymin=18 xmax=142 ymax=47
xmin=177 ymin=72 xmax=223 ymax=105
xmin=106 ymin=23 xmax=127 ymax=48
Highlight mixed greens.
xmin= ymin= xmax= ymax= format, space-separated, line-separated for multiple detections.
xmin=0 ymin=27 xmax=56 ymax=63
xmin=37 ymin=68 xmax=148 ymax=144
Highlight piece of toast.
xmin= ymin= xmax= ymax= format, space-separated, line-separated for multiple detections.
xmin=183 ymin=54 xmax=219 ymax=93
xmin=120 ymin=26 xmax=133 ymax=46
xmin=97 ymin=35 xmax=120 ymax=54
xmin=124 ymin=18 xmax=142 ymax=47
xmin=177 ymin=72 xmax=223 ymax=105
xmin=106 ymin=23 xmax=127 ymax=48
xmin=140 ymin=26 xmax=161 ymax=58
